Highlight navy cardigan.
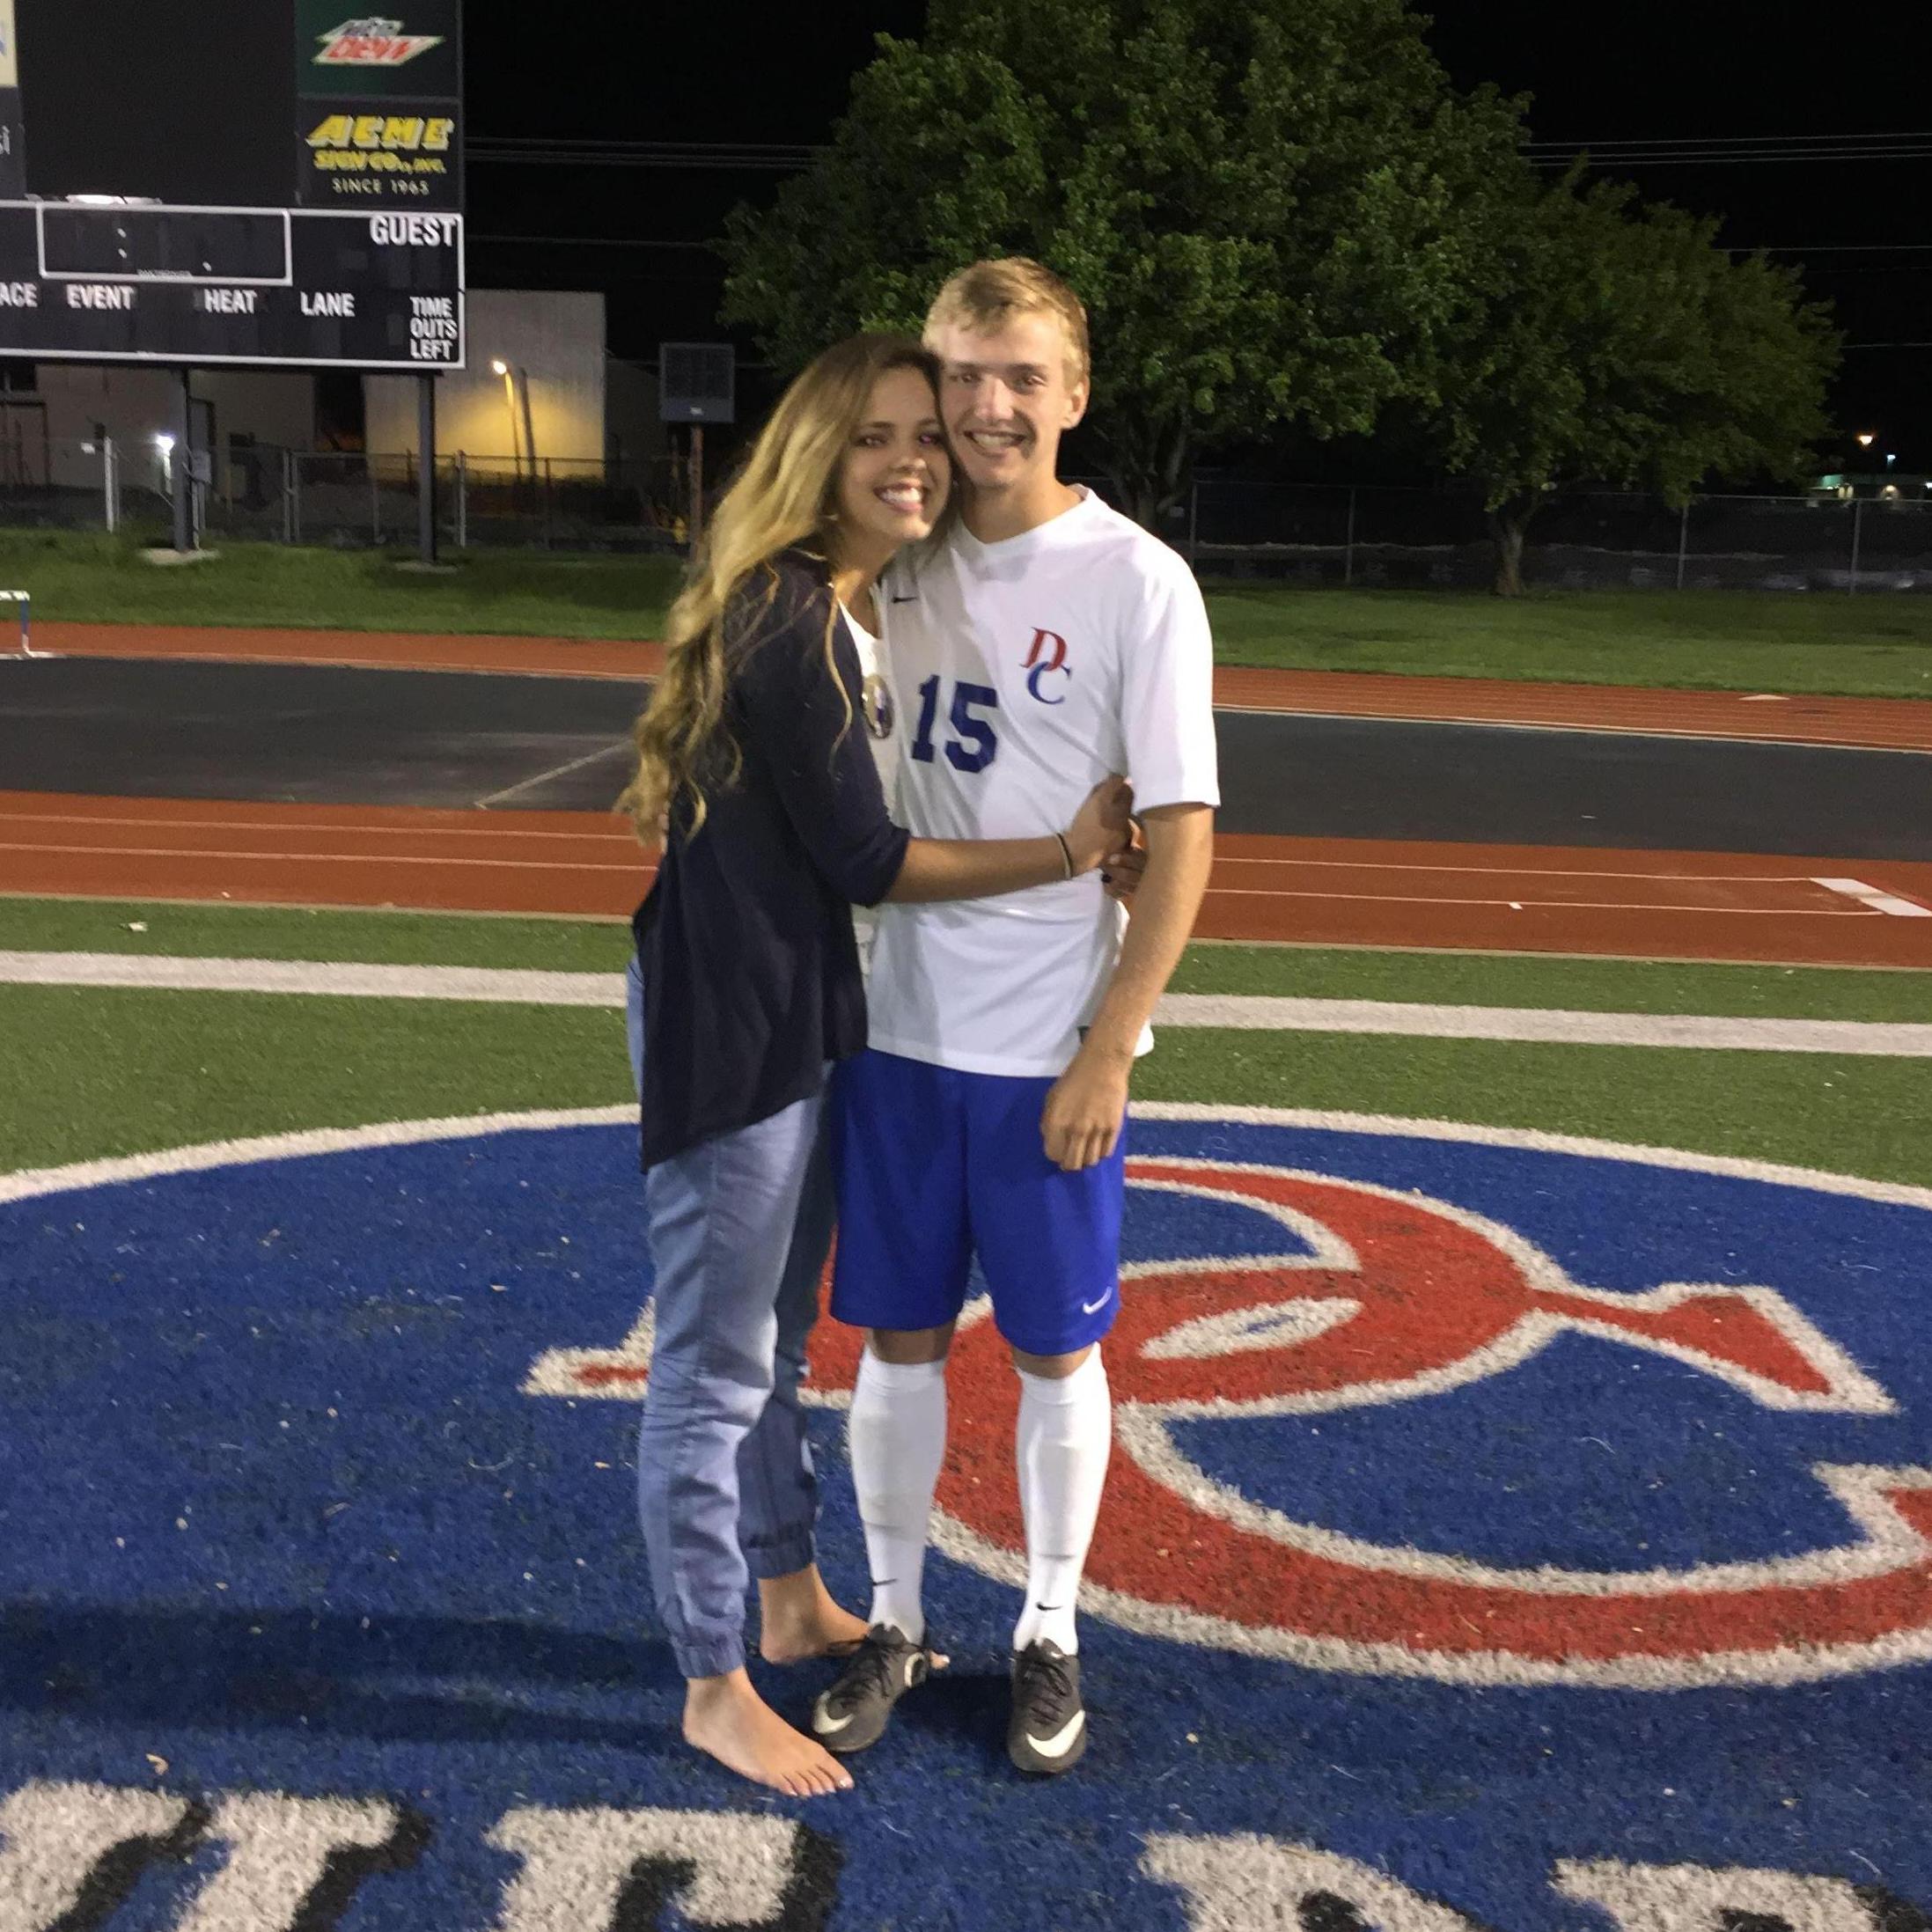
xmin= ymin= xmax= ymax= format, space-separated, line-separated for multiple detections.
xmin=631 ymin=554 xmax=909 ymax=1169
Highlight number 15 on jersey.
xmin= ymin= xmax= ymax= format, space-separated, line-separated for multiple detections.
xmin=910 ymin=677 xmax=1000 ymax=774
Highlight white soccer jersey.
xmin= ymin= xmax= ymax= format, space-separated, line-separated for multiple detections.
xmin=866 ymin=488 xmax=1219 ymax=1077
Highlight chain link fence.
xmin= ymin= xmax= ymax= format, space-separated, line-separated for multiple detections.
xmin=5 ymin=449 xmax=1931 ymax=591
xmin=1183 ymin=481 xmax=1932 ymax=592
xmin=0 ymin=441 xmax=687 ymax=555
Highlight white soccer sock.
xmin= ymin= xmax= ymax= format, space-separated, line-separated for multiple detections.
xmin=848 ymin=1350 xmax=948 ymax=1647
xmin=1013 ymin=1350 xmax=1113 ymax=1657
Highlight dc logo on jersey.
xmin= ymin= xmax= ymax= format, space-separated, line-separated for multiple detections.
xmin=1024 ymin=628 xmax=1071 ymax=704
xmin=538 ymin=1110 xmax=1932 ymax=1693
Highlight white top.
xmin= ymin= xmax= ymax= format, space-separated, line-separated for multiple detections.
xmin=865 ymin=489 xmax=1220 ymax=1077
xmin=841 ymin=599 xmax=900 ymax=971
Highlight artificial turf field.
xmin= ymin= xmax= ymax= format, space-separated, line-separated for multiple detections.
xmin=3 ymin=898 xmax=1930 ymax=1931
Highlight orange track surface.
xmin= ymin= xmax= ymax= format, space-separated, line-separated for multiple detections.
xmin=4 ymin=791 xmax=1929 ymax=967
xmin=24 ymin=622 xmax=1932 ymax=752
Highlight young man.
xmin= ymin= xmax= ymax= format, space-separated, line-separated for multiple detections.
xmin=819 ymin=259 xmax=1219 ymax=1774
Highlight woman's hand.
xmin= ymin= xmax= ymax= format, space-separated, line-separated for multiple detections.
xmin=1103 ymin=825 xmax=1147 ymax=904
xmin=1063 ymin=775 xmax=1134 ymax=876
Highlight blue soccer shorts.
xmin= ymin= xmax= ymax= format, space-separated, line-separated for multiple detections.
xmin=830 ymin=1047 xmax=1126 ymax=1358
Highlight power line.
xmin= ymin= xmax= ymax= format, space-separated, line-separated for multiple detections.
xmin=469 ymin=136 xmax=821 ymax=171
xmin=1737 ymin=243 xmax=1932 ymax=253
xmin=1527 ymin=131 xmax=1932 ymax=168
xmin=473 ymin=233 xmax=716 ymax=251
xmin=1525 ymin=129 xmax=1932 ymax=149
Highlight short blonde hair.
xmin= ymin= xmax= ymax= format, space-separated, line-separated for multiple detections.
xmin=924 ymin=257 xmax=1090 ymax=392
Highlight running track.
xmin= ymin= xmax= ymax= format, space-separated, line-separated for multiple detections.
xmin=5 ymin=624 xmax=1932 ymax=966
xmin=5 ymin=791 xmax=1929 ymax=967
xmin=22 ymin=620 xmax=1932 ymax=751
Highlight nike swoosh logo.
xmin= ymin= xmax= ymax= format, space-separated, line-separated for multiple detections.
xmin=813 ymin=1696 xmax=855 ymax=1735
xmin=1028 ymin=1708 xmax=1085 ymax=1759
xmin=1081 ymin=1293 xmax=1112 ymax=1314
xmin=891 ymin=593 xmax=918 ymax=603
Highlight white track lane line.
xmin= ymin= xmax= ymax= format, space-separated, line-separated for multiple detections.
xmin=0 ymin=841 xmax=639 ymax=874
xmin=1202 ymin=886 xmax=1875 ymax=916
xmin=0 ymin=808 xmax=636 ymax=843
xmin=1812 ymin=877 xmax=1932 ymax=918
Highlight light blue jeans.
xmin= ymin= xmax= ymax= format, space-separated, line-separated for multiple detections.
xmin=627 ymin=952 xmax=834 ymax=1679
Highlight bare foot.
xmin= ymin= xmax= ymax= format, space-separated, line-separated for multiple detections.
xmin=683 ymin=1671 xmax=855 ymax=1796
xmin=757 ymin=1565 xmax=871 ymax=1665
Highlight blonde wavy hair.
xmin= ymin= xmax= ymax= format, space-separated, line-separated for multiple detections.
xmin=619 ymin=334 xmax=947 ymax=840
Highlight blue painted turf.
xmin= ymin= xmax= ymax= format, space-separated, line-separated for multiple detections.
xmin=1 ymin=1114 xmax=1928 ymax=1930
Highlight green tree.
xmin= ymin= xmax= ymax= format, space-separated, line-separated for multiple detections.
xmin=719 ymin=0 xmax=1523 ymax=527
xmin=1421 ymin=173 xmax=1841 ymax=595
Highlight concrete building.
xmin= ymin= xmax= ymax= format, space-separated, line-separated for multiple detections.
xmin=366 ymin=289 xmax=660 ymax=479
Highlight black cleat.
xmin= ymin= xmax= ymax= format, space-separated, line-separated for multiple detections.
xmin=1008 ymin=1640 xmax=1086 ymax=1774
xmin=810 ymin=1623 xmax=937 ymax=1755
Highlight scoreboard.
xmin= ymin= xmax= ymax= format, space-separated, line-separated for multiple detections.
xmin=0 ymin=0 xmax=463 ymax=370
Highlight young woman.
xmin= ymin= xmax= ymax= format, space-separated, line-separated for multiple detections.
xmin=618 ymin=334 xmax=1129 ymax=1797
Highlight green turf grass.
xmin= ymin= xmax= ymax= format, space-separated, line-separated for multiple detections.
xmin=4 ymin=985 xmax=1926 ymax=1190
xmin=1171 ymin=941 xmax=1932 ymax=1022
xmin=0 ymin=531 xmax=679 ymax=646
xmin=6 ymin=530 xmax=1932 ymax=696
xmin=5 ymin=898 xmax=1929 ymax=1023
xmin=0 ymin=986 xmax=630 ymax=1173
xmin=0 ymin=897 xmax=635 ymax=973
xmin=1201 ymin=583 xmax=1932 ymax=696
xmin=1134 ymin=1031 xmax=1932 ymax=1192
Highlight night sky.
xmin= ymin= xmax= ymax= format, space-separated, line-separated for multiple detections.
xmin=463 ymin=0 xmax=1927 ymax=470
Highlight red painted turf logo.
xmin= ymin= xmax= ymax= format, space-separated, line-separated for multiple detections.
xmin=528 ymin=1130 xmax=1932 ymax=1691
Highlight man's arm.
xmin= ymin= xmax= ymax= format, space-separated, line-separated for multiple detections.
xmin=1039 ymin=801 xmax=1215 ymax=1172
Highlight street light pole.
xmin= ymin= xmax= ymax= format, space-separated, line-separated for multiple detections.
xmin=492 ymin=359 xmax=519 ymax=477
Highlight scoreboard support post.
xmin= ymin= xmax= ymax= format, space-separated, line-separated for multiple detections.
xmin=173 ymin=371 xmax=195 ymax=557
xmin=417 ymin=376 xmax=439 ymax=569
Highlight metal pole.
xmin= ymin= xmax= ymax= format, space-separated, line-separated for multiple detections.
xmin=290 ymin=452 xmax=303 ymax=546
xmin=1675 ymin=500 xmax=1690 ymax=591
xmin=1344 ymin=486 xmax=1357 ymax=587
xmin=691 ymin=424 xmax=705 ymax=546
xmin=101 ymin=437 xmax=119 ymax=534
xmin=173 ymin=370 xmax=194 ymax=554
xmin=456 ymin=451 xmax=468 ymax=548
xmin=518 ymin=367 xmax=537 ymax=489
xmin=542 ymin=456 xmax=554 ymax=549
xmin=416 ymin=375 xmax=438 ymax=566
xmin=281 ymin=449 xmax=295 ymax=544
xmin=1848 ymin=497 xmax=1862 ymax=596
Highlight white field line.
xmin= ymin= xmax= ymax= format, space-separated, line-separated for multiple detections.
xmin=474 ymin=740 xmax=632 ymax=810
xmin=1160 ymin=994 xmax=1932 ymax=1054
xmin=4 ymin=951 xmax=1930 ymax=1055
xmin=1813 ymin=876 xmax=1932 ymax=918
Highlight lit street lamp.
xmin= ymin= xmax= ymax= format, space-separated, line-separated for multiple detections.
xmin=490 ymin=359 xmax=519 ymax=476
xmin=489 ymin=358 xmax=537 ymax=482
